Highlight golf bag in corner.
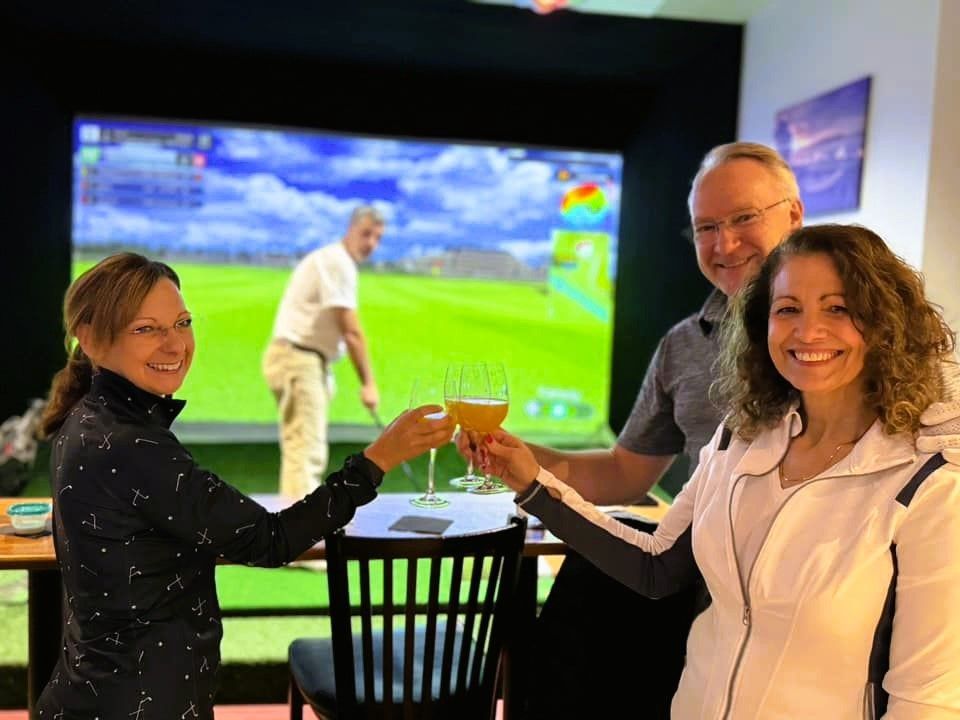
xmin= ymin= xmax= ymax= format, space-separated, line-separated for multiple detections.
xmin=0 ymin=398 xmax=46 ymax=496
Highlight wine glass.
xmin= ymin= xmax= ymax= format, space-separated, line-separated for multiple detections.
xmin=446 ymin=363 xmax=484 ymax=489
xmin=459 ymin=362 xmax=511 ymax=495
xmin=409 ymin=376 xmax=450 ymax=509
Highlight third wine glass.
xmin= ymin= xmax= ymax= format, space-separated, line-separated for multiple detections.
xmin=459 ymin=362 xmax=511 ymax=495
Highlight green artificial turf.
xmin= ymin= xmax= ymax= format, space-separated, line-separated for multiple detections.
xmin=0 ymin=574 xmax=28 ymax=667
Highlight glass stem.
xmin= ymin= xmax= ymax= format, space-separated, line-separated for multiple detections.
xmin=427 ymin=447 xmax=438 ymax=495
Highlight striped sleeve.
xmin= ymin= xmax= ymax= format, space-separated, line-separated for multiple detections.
xmin=518 ymin=465 xmax=699 ymax=599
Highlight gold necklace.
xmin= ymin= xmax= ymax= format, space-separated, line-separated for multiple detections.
xmin=778 ymin=441 xmax=855 ymax=487
xmin=778 ymin=422 xmax=874 ymax=488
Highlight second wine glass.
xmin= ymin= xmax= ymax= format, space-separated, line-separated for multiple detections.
xmin=446 ymin=363 xmax=484 ymax=489
xmin=409 ymin=376 xmax=450 ymax=509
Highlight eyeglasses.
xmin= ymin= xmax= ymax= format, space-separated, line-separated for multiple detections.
xmin=691 ymin=198 xmax=792 ymax=243
xmin=128 ymin=317 xmax=193 ymax=341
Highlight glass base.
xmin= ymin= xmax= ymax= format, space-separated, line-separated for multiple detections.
xmin=410 ymin=494 xmax=451 ymax=508
xmin=466 ymin=480 xmax=511 ymax=495
xmin=449 ymin=474 xmax=485 ymax=488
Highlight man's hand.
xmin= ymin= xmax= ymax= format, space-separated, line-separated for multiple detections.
xmin=360 ymin=382 xmax=379 ymax=411
xmin=917 ymin=361 xmax=960 ymax=454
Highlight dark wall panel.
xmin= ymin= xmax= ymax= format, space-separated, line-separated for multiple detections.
xmin=611 ymin=55 xmax=741 ymax=433
xmin=4 ymin=56 xmax=73 ymax=424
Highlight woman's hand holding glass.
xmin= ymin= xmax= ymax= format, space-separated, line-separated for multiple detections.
xmin=363 ymin=404 xmax=455 ymax=476
xmin=478 ymin=429 xmax=541 ymax=494
xmin=454 ymin=429 xmax=497 ymax=481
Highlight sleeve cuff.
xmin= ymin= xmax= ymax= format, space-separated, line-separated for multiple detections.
xmin=515 ymin=481 xmax=542 ymax=506
xmin=516 ymin=465 xmax=560 ymax=505
xmin=347 ymin=452 xmax=386 ymax=488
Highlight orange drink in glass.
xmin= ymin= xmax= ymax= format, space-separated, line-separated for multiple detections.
xmin=457 ymin=398 xmax=509 ymax=433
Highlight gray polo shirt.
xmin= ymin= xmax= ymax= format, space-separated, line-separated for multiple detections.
xmin=618 ymin=289 xmax=727 ymax=476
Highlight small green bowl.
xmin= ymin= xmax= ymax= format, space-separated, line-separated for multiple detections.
xmin=7 ymin=502 xmax=51 ymax=535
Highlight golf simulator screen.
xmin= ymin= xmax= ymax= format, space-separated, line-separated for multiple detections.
xmin=71 ymin=116 xmax=624 ymax=443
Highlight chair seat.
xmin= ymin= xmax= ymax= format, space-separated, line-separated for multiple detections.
xmin=290 ymin=620 xmax=479 ymax=716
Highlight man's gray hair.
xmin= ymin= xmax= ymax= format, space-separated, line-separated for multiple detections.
xmin=688 ymin=142 xmax=800 ymax=213
xmin=349 ymin=205 xmax=386 ymax=226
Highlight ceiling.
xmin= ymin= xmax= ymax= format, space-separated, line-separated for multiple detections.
xmin=471 ymin=0 xmax=771 ymax=23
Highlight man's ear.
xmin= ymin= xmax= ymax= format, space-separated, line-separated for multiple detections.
xmin=789 ymin=197 xmax=805 ymax=229
xmin=75 ymin=323 xmax=99 ymax=364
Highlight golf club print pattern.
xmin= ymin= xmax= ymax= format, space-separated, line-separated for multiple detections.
xmin=37 ymin=368 xmax=383 ymax=719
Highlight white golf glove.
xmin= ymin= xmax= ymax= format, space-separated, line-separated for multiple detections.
xmin=916 ymin=360 xmax=960 ymax=462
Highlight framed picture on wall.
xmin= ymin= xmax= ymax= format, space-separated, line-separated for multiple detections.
xmin=773 ymin=76 xmax=872 ymax=216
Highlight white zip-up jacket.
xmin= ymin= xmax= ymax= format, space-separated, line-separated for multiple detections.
xmin=518 ymin=410 xmax=960 ymax=719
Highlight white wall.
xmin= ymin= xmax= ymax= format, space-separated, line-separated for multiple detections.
xmin=921 ymin=0 xmax=960 ymax=330
xmin=738 ymin=0 xmax=942 ymax=269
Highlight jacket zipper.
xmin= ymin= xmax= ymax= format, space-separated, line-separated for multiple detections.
xmin=717 ymin=468 xmax=764 ymax=720
xmin=717 ymin=455 xmax=913 ymax=720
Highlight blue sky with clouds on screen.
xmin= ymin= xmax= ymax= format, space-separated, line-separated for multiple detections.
xmin=73 ymin=119 xmax=622 ymax=269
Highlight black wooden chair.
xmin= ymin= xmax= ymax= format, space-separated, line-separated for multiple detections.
xmin=288 ymin=516 xmax=526 ymax=720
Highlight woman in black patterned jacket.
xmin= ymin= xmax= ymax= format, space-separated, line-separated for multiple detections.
xmin=35 ymin=252 xmax=453 ymax=719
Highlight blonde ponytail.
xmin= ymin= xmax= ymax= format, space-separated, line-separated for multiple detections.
xmin=38 ymin=347 xmax=93 ymax=439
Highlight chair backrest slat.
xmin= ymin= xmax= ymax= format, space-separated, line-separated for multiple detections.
xmin=420 ymin=555 xmax=444 ymax=705
xmin=438 ymin=554 xmax=464 ymax=700
xmin=323 ymin=516 xmax=526 ymax=720
xmin=402 ymin=558 xmax=417 ymax=719
xmin=359 ymin=558 xmax=376 ymax=704
xmin=457 ymin=553 xmax=485 ymax=693
xmin=472 ymin=554 xmax=503 ymax=690
xmin=328 ymin=532 xmax=358 ymax=708
xmin=382 ymin=557 xmax=394 ymax=718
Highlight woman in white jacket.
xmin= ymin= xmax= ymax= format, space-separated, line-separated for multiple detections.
xmin=483 ymin=224 xmax=960 ymax=719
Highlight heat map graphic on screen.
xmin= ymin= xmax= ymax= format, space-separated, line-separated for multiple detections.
xmin=560 ymin=183 xmax=609 ymax=227
xmin=71 ymin=116 xmax=624 ymax=444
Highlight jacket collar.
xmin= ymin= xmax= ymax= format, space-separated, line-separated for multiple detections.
xmin=89 ymin=368 xmax=186 ymax=429
xmin=697 ymin=288 xmax=727 ymax=337
xmin=732 ymin=406 xmax=916 ymax=479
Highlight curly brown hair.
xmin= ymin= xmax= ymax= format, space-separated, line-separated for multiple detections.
xmin=39 ymin=253 xmax=180 ymax=439
xmin=713 ymin=224 xmax=955 ymax=440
